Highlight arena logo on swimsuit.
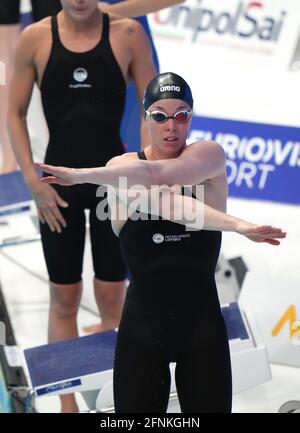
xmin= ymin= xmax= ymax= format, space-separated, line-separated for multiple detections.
xmin=154 ymin=1 xmax=286 ymax=43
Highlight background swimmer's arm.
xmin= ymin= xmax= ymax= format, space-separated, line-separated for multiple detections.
xmin=7 ymin=26 xmax=38 ymax=187
xmin=8 ymin=25 xmax=69 ymax=233
xmin=98 ymin=0 xmax=185 ymax=17
xmin=127 ymin=20 xmax=157 ymax=150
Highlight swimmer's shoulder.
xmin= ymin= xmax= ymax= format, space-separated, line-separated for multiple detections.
xmin=186 ymin=139 xmax=224 ymax=153
xmin=17 ymin=17 xmax=52 ymax=58
xmin=108 ymin=14 xmax=147 ymax=39
xmin=106 ymin=152 xmax=139 ymax=167
xmin=185 ymin=140 xmax=226 ymax=160
xmin=184 ymin=140 xmax=227 ymax=185
xmin=19 ymin=17 xmax=52 ymax=41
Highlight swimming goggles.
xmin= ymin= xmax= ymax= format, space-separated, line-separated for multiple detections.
xmin=145 ymin=110 xmax=192 ymax=123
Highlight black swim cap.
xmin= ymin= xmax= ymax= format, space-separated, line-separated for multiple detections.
xmin=143 ymin=72 xmax=193 ymax=111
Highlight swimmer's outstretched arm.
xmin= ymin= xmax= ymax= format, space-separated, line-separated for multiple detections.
xmin=166 ymin=191 xmax=286 ymax=245
xmin=108 ymin=186 xmax=286 ymax=245
xmin=37 ymin=162 xmax=287 ymax=245
xmin=38 ymin=140 xmax=226 ymax=190
xmin=39 ymin=159 xmax=154 ymax=189
xmin=38 ymin=158 xmax=286 ymax=245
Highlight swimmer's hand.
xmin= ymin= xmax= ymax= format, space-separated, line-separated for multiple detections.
xmin=236 ymin=221 xmax=286 ymax=245
xmin=29 ymin=181 xmax=68 ymax=233
xmin=37 ymin=163 xmax=84 ymax=186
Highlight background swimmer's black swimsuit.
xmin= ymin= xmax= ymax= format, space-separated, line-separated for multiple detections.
xmin=40 ymin=13 xmax=127 ymax=284
xmin=113 ymin=150 xmax=232 ymax=413
xmin=0 ymin=0 xmax=62 ymax=24
xmin=41 ymin=13 xmax=126 ymax=169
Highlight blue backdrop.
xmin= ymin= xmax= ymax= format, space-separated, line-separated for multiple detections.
xmin=190 ymin=115 xmax=300 ymax=204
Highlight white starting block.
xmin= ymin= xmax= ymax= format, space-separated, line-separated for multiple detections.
xmin=216 ymin=254 xmax=271 ymax=394
xmin=0 ymin=171 xmax=40 ymax=248
xmin=226 ymin=304 xmax=271 ymax=394
xmin=23 ymin=301 xmax=271 ymax=412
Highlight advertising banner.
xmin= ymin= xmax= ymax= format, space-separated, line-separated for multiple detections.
xmin=149 ymin=0 xmax=300 ymax=204
xmin=190 ymin=116 xmax=300 ymax=204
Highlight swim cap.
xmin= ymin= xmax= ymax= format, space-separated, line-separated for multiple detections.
xmin=143 ymin=72 xmax=193 ymax=111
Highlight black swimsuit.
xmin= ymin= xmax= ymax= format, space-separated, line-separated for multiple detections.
xmin=39 ymin=13 xmax=127 ymax=284
xmin=113 ymin=150 xmax=232 ymax=413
